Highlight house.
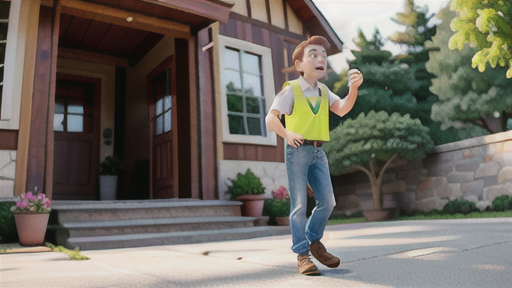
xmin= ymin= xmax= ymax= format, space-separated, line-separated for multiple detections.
xmin=0 ymin=0 xmax=343 ymax=202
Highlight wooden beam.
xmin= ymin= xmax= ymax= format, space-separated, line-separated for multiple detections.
xmin=146 ymin=0 xmax=232 ymax=23
xmin=59 ymin=0 xmax=190 ymax=38
xmin=58 ymin=47 xmax=129 ymax=67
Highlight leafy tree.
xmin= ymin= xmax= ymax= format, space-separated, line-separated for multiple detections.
xmin=426 ymin=7 xmax=512 ymax=134
xmin=449 ymin=0 xmax=512 ymax=78
xmin=324 ymin=111 xmax=434 ymax=210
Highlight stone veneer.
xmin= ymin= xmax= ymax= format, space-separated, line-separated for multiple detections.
xmin=0 ymin=150 xmax=16 ymax=198
xmin=218 ymin=160 xmax=288 ymax=201
xmin=333 ymin=131 xmax=512 ymax=215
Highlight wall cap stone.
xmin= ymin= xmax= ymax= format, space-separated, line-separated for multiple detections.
xmin=433 ymin=130 xmax=512 ymax=154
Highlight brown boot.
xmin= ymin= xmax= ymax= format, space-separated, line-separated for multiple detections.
xmin=297 ymin=254 xmax=321 ymax=276
xmin=310 ymin=241 xmax=340 ymax=268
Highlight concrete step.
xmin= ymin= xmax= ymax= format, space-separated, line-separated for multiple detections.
xmin=50 ymin=199 xmax=242 ymax=223
xmin=63 ymin=216 xmax=260 ymax=237
xmin=66 ymin=226 xmax=291 ymax=250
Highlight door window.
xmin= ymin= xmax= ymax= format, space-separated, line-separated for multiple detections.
xmin=54 ymin=95 xmax=92 ymax=133
xmin=152 ymin=70 xmax=172 ymax=136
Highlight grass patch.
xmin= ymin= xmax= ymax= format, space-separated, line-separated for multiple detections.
xmin=327 ymin=210 xmax=512 ymax=225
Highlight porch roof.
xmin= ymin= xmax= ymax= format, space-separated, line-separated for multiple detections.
xmin=286 ymin=0 xmax=344 ymax=55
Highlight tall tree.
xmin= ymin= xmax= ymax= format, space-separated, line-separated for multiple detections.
xmin=388 ymin=0 xmax=439 ymax=102
xmin=449 ymin=0 xmax=512 ymax=79
xmin=426 ymin=7 xmax=512 ymax=134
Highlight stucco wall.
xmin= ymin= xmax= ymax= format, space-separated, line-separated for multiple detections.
xmin=333 ymin=131 xmax=512 ymax=215
xmin=0 ymin=150 xmax=16 ymax=198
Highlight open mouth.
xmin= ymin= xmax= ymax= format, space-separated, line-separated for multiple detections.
xmin=315 ymin=67 xmax=324 ymax=71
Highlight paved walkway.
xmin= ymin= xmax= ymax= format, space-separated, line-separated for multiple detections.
xmin=1 ymin=218 xmax=511 ymax=288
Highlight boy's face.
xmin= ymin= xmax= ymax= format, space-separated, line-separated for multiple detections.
xmin=295 ymin=44 xmax=327 ymax=80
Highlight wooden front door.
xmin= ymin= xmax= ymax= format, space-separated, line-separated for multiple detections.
xmin=53 ymin=75 xmax=101 ymax=200
xmin=148 ymin=57 xmax=177 ymax=199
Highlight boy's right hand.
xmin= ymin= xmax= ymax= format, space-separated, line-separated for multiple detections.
xmin=286 ymin=131 xmax=304 ymax=148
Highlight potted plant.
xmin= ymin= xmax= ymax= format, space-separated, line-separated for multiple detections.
xmin=10 ymin=189 xmax=51 ymax=246
xmin=269 ymin=186 xmax=291 ymax=226
xmin=99 ymin=156 xmax=125 ymax=200
xmin=226 ymin=168 xmax=269 ymax=217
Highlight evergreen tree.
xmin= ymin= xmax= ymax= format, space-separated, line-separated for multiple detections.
xmin=426 ymin=7 xmax=512 ymax=134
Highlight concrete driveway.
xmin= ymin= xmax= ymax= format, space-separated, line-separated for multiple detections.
xmin=1 ymin=217 xmax=511 ymax=288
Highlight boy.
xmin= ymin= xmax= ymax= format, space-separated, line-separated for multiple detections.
xmin=265 ymin=36 xmax=363 ymax=275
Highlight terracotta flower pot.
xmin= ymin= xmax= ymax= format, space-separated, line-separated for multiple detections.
xmin=13 ymin=213 xmax=50 ymax=246
xmin=236 ymin=195 xmax=269 ymax=217
xmin=275 ymin=216 xmax=290 ymax=226
xmin=362 ymin=209 xmax=393 ymax=222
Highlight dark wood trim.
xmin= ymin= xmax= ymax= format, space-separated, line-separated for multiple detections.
xmin=0 ymin=130 xmax=18 ymax=150
xmin=198 ymin=27 xmax=217 ymax=200
xmin=265 ymin=0 xmax=272 ymax=25
xmin=175 ymin=37 xmax=192 ymax=199
xmin=114 ymin=66 xmax=126 ymax=198
xmin=303 ymin=0 xmax=343 ymax=53
xmin=228 ymin=11 xmax=304 ymax=43
xmin=27 ymin=6 xmax=54 ymax=194
xmin=282 ymin=0 xmax=289 ymax=31
xmin=146 ymin=0 xmax=233 ymax=23
xmin=188 ymin=35 xmax=199 ymax=199
xmin=58 ymin=47 xmax=129 ymax=67
xmin=60 ymin=0 xmax=190 ymax=38
xmin=246 ymin=0 xmax=252 ymax=18
xmin=45 ymin=2 xmax=61 ymax=200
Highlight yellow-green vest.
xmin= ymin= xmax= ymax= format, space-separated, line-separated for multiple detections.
xmin=283 ymin=80 xmax=330 ymax=141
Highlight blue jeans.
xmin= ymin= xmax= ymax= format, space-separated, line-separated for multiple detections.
xmin=286 ymin=144 xmax=336 ymax=254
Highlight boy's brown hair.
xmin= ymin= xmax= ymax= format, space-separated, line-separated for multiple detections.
xmin=292 ymin=36 xmax=331 ymax=76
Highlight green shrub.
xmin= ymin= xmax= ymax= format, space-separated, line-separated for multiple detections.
xmin=99 ymin=156 xmax=125 ymax=175
xmin=442 ymin=199 xmax=479 ymax=215
xmin=0 ymin=201 xmax=18 ymax=243
xmin=492 ymin=195 xmax=512 ymax=211
xmin=226 ymin=169 xmax=265 ymax=200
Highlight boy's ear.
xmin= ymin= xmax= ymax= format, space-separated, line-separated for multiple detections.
xmin=294 ymin=59 xmax=302 ymax=72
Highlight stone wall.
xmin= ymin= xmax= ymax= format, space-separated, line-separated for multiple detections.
xmin=0 ymin=150 xmax=16 ymax=198
xmin=333 ymin=131 xmax=512 ymax=215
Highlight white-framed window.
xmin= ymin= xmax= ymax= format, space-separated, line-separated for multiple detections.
xmin=218 ymin=35 xmax=276 ymax=146
xmin=0 ymin=0 xmax=10 ymax=119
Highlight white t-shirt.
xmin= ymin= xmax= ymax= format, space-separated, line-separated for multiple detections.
xmin=268 ymin=76 xmax=345 ymax=116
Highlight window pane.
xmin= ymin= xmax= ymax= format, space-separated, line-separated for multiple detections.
xmin=224 ymin=48 xmax=240 ymax=70
xmin=164 ymin=95 xmax=171 ymax=111
xmin=155 ymin=98 xmax=163 ymax=116
xmin=228 ymin=115 xmax=245 ymax=135
xmin=243 ymin=73 xmax=262 ymax=96
xmin=227 ymin=94 xmax=243 ymax=112
xmin=247 ymin=117 xmax=262 ymax=136
xmin=54 ymin=113 xmax=64 ymax=131
xmin=246 ymin=97 xmax=260 ymax=114
xmin=224 ymin=70 xmax=242 ymax=93
xmin=164 ymin=110 xmax=171 ymax=133
xmin=68 ymin=105 xmax=84 ymax=114
xmin=0 ymin=1 xmax=9 ymax=20
xmin=67 ymin=115 xmax=83 ymax=132
xmin=242 ymin=53 xmax=260 ymax=74
xmin=55 ymin=102 xmax=65 ymax=113
xmin=0 ymin=24 xmax=8 ymax=42
xmin=156 ymin=115 xmax=163 ymax=135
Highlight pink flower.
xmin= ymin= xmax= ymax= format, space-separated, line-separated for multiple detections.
xmin=26 ymin=192 xmax=36 ymax=201
xmin=37 ymin=193 xmax=46 ymax=200
xmin=44 ymin=198 xmax=51 ymax=208
xmin=20 ymin=199 xmax=29 ymax=208
xmin=20 ymin=193 xmax=26 ymax=200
